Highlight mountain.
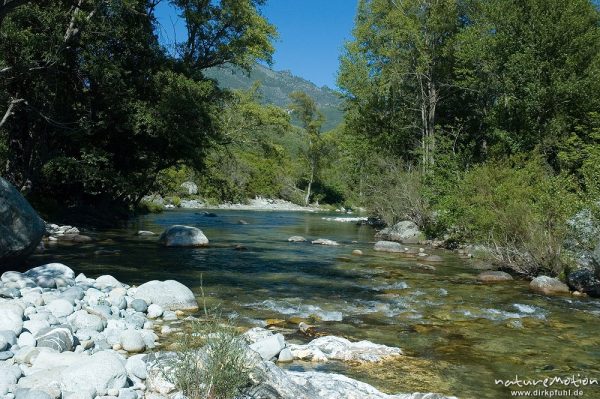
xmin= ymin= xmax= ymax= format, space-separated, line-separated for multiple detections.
xmin=204 ymin=63 xmax=345 ymax=131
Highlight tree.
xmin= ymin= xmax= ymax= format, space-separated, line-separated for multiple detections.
xmin=289 ymin=91 xmax=325 ymax=205
xmin=455 ymin=0 xmax=600 ymax=162
xmin=0 ymin=0 xmax=276 ymax=214
xmin=338 ymin=0 xmax=462 ymax=171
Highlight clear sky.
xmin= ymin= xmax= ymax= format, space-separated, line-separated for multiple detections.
xmin=154 ymin=0 xmax=358 ymax=89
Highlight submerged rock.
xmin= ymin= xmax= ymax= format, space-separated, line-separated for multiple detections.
xmin=159 ymin=225 xmax=208 ymax=247
xmin=311 ymin=238 xmax=339 ymax=246
xmin=0 ymin=177 xmax=46 ymax=266
xmin=288 ymin=335 xmax=402 ymax=363
xmin=288 ymin=236 xmax=307 ymax=242
xmin=375 ymin=221 xmax=424 ymax=244
xmin=530 ymin=276 xmax=570 ymax=295
xmin=477 ymin=271 xmax=513 ymax=283
xmin=374 ymin=241 xmax=404 ymax=253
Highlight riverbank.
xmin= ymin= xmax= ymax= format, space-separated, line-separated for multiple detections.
xmin=0 ymin=263 xmax=455 ymax=399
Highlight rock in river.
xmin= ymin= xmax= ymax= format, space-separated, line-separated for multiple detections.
xmin=477 ymin=271 xmax=513 ymax=283
xmin=374 ymin=241 xmax=404 ymax=253
xmin=0 ymin=177 xmax=46 ymax=266
xmin=375 ymin=220 xmax=424 ymax=244
xmin=530 ymin=276 xmax=570 ymax=295
xmin=566 ymin=268 xmax=600 ymax=297
xmin=311 ymin=239 xmax=339 ymax=246
xmin=158 ymin=225 xmax=208 ymax=247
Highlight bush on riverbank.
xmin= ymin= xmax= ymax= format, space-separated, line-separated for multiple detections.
xmin=439 ymin=157 xmax=582 ymax=277
xmin=165 ymin=315 xmax=255 ymax=399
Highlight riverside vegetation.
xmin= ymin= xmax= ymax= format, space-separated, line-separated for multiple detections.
xmin=2 ymin=0 xmax=600 ymax=398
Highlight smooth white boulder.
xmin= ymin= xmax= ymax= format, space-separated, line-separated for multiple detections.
xmin=288 ymin=336 xmax=402 ymax=363
xmin=0 ymin=303 xmax=24 ymax=334
xmin=249 ymin=333 xmax=286 ymax=360
xmin=134 ymin=280 xmax=198 ymax=311
xmin=60 ymin=351 xmax=127 ymax=395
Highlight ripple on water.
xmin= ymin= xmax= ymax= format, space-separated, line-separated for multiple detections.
xmin=247 ymin=299 xmax=344 ymax=321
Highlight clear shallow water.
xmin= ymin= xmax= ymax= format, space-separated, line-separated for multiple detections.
xmin=28 ymin=210 xmax=600 ymax=398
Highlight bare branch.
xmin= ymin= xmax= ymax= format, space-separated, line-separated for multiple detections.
xmin=0 ymin=98 xmax=25 ymax=130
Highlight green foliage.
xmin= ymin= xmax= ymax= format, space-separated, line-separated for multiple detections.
xmin=0 ymin=0 xmax=276 ymax=214
xmin=437 ymin=156 xmax=582 ymax=276
xmin=165 ymin=316 xmax=255 ymax=399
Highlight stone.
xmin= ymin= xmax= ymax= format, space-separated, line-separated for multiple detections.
xmin=35 ymin=326 xmax=75 ymax=352
xmin=375 ymin=220 xmax=424 ymax=244
xmin=46 ymin=299 xmax=74 ymax=318
xmin=14 ymin=346 xmax=41 ymax=364
xmin=288 ymin=336 xmax=402 ymax=363
xmin=30 ymin=351 xmax=86 ymax=371
xmin=180 ymin=181 xmax=198 ymax=195
xmin=0 ymin=303 xmax=24 ymax=334
xmin=278 ymin=348 xmax=294 ymax=363
xmin=0 ymin=330 xmax=17 ymax=346
xmin=158 ymin=225 xmax=208 ymax=247
xmin=16 ymin=368 xmax=64 ymax=399
xmin=14 ymin=389 xmax=53 ymax=399
xmin=146 ymin=304 xmax=163 ymax=319
xmin=60 ymin=351 xmax=127 ymax=395
xmin=95 ymin=275 xmax=123 ymax=289
xmin=21 ymin=316 xmax=50 ymax=335
xmin=288 ymin=236 xmax=306 ymax=242
xmin=0 ymin=177 xmax=46 ymax=266
xmin=351 ymin=249 xmax=363 ymax=256
xmin=0 ymin=334 xmax=7 ymax=351
xmin=17 ymin=332 xmax=36 ymax=347
xmin=130 ymin=299 xmax=148 ymax=313
xmin=285 ymin=369 xmax=456 ymax=399
xmin=136 ymin=231 xmax=155 ymax=236
xmin=423 ymin=255 xmax=443 ymax=262
xmin=249 ymin=333 xmax=285 ymax=360
xmin=311 ymin=239 xmax=339 ymax=246
xmin=0 ymin=287 xmax=21 ymax=299
xmin=0 ymin=351 xmax=14 ymax=360
xmin=125 ymin=354 xmax=147 ymax=380
xmin=477 ymin=271 xmax=513 ymax=283
xmin=530 ymin=276 xmax=570 ymax=295
xmin=68 ymin=310 xmax=105 ymax=332
xmin=162 ymin=311 xmax=177 ymax=321
xmin=23 ymin=264 xmax=75 ymax=289
xmin=120 ymin=330 xmax=145 ymax=353
xmin=134 ymin=280 xmax=198 ymax=311
xmin=566 ymin=268 xmax=600 ymax=297
xmin=374 ymin=241 xmax=404 ymax=253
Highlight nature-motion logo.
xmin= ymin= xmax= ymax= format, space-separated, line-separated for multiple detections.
xmin=494 ymin=375 xmax=599 ymax=389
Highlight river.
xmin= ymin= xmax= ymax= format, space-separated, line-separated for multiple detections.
xmin=28 ymin=209 xmax=600 ymax=399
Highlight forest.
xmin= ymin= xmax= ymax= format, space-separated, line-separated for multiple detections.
xmin=2 ymin=0 xmax=600 ymax=278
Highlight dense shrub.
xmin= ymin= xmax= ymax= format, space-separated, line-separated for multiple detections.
xmin=362 ymin=157 xmax=433 ymax=228
xmin=165 ymin=315 xmax=255 ymax=399
xmin=438 ymin=156 xmax=583 ymax=277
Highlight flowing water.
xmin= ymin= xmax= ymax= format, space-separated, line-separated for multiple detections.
xmin=28 ymin=210 xmax=600 ymax=398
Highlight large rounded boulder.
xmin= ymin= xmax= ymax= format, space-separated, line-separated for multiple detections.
xmin=0 ymin=177 xmax=46 ymax=266
xmin=158 ymin=225 xmax=208 ymax=247
xmin=530 ymin=276 xmax=570 ymax=295
xmin=375 ymin=220 xmax=424 ymax=244
xmin=133 ymin=280 xmax=198 ymax=311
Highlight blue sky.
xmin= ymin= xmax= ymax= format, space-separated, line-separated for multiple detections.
xmin=154 ymin=0 xmax=358 ymax=89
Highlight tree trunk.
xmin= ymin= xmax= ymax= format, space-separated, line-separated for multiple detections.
xmin=304 ymin=163 xmax=314 ymax=206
